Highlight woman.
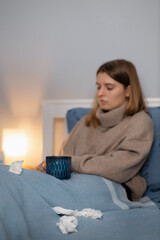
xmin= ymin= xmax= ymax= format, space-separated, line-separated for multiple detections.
xmin=37 ymin=59 xmax=154 ymax=201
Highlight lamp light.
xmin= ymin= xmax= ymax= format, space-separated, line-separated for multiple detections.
xmin=2 ymin=128 xmax=28 ymax=165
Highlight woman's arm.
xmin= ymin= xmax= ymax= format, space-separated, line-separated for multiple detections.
xmin=70 ymin=137 xmax=153 ymax=183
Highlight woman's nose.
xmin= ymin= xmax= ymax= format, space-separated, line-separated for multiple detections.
xmin=98 ymin=86 xmax=105 ymax=96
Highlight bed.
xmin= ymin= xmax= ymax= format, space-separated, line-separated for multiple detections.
xmin=0 ymin=98 xmax=160 ymax=240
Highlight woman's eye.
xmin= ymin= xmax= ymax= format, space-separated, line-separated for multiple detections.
xmin=107 ymin=88 xmax=113 ymax=91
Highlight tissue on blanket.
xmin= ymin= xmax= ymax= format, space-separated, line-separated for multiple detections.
xmin=56 ymin=216 xmax=78 ymax=234
xmin=53 ymin=206 xmax=103 ymax=219
xmin=9 ymin=160 xmax=24 ymax=175
xmin=75 ymin=208 xmax=103 ymax=219
xmin=54 ymin=207 xmax=103 ymax=234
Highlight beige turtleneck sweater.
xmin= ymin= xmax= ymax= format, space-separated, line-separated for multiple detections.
xmin=61 ymin=103 xmax=154 ymax=201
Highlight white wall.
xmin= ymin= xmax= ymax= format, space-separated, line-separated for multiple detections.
xmin=0 ymin=0 xmax=160 ymax=167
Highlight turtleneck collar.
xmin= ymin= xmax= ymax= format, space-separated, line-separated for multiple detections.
xmin=96 ymin=102 xmax=127 ymax=129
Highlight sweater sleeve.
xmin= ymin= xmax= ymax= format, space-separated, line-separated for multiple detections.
xmin=70 ymin=115 xmax=154 ymax=183
xmin=71 ymin=138 xmax=153 ymax=183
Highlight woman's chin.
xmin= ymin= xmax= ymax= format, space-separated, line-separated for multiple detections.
xmin=99 ymin=105 xmax=110 ymax=111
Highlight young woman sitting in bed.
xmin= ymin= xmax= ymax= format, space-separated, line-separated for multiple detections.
xmin=37 ymin=59 xmax=154 ymax=202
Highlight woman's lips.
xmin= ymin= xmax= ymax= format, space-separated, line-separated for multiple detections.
xmin=99 ymin=100 xmax=107 ymax=104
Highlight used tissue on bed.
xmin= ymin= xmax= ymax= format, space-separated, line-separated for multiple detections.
xmin=56 ymin=216 xmax=78 ymax=234
xmin=53 ymin=206 xmax=103 ymax=234
xmin=53 ymin=206 xmax=103 ymax=219
xmin=9 ymin=160 xmax=24 ymax=175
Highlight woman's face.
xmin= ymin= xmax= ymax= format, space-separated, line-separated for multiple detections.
xmin=96 ymin=72 xmax=130 ymax=111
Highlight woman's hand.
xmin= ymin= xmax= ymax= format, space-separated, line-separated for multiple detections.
xmin=35 ymin=160 xmax=46 ymax=173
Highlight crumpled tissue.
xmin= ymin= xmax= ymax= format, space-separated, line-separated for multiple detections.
xmin=53 ymin=206 xmax=103 ymax=234
xmin=56 ymin=216 xmax=78 ymax=234
xmin=9 ymin=160 xmax=24 ymax=175
xmin=53 ymin=206 xmax=103 ymax=219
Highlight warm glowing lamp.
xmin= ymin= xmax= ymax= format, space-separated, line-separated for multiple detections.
xmin=2 ymin=129 xmax=28 ymax=165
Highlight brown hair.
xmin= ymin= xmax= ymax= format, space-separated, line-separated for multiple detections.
xmin=85 ymin=59 xmax=147 ymax=127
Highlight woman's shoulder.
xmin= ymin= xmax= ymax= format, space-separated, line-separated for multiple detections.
xmin=126 ymin=110 xmax=154 ymax=139
xmin=130 ymin=110 xmax=154 ymax=126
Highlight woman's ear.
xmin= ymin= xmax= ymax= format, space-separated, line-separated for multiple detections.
xmin=125 ymin=85 xmax=131 ymax=97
